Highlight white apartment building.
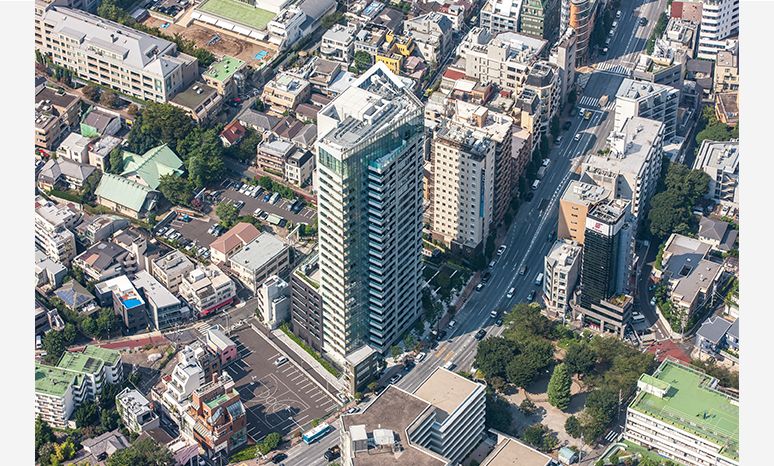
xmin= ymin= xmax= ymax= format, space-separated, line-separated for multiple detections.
xmin=693 ymin=139 xmax=738 ymax=208
xmin=321 ymin=23 xmax=358 ymax=62
xmin=151 ymin=249 xmax=195 ymax=295
xmin=480 ymin=0 xmax=524 ymax=34
xmin=581 ymin=117 xmax=665 ymax=225
xmin=35 ymin=346 xmax=123 ymax=428
xmin=625 ymin=359 xmax=738 ymax=466
xmin=34 ymin=2 xmax=198 ymax=102
xmin=34 ymin=196 xmax=80 ymax=265
xmin=543 ymin=239 xmax=582 ymax=318
xmin=132 ymin=270 xmax=189 ymax=331
xmin=57 ymin=132 xmax=91 ymax=164
xmin=179 ymin=265 xmax=236 ymax=317
xmin=116 ymin=388 xmax=160 ymax=434
xmin=315 ymin=63 xmax=425 ymax=365
xmin=697 ymin=0 xmax=739 ymax=61
xmin=614 ymin=79 xmax=679 ymax=140
xmin=229 ymin=234 xmax=291 ymax=293
xmin=430 ymin=122 xmax=495 ymax=252
xmin=257 ymin=275 xmax=291 ymax=330
xmin=158 ymin=344 xmax=208 ymax=424
xmin=457 ymin=28 xmax=548 ymax=95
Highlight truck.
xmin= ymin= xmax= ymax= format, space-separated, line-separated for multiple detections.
xmin=599 ymin=95 xmax=609 ymax=107
xmin=583 ymin=110 xmax=592 ymax=120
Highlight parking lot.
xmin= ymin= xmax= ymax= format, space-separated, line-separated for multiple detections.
xmin=225 ymin=326 xmax=340 ymax=441
xmin=219 ymin=185 xmax=317 ymax=226
xmin=155 ymin=215 xmax=218 ymax=261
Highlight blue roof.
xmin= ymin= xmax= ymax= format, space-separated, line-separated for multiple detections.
xmin=54 ymin=281 xmax=95 ymax=310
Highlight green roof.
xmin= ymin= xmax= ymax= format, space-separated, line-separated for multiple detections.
xmin=204 ymin=55 xmax=245 ymax=82
xmin=639 ymin=373 xmax=671 ymax=392
xmin=96 ymin=173 xmax=154 ymax=213
xmin=205 ymin=389 xmax=239 ymax=409
xmin=121 ymin=144 xmax=184 ymax=190
xmin=630 ymin=360 xmax=739 ymax=460
xmin=81 ymin=345 xmax=121 ymax=367
xmin=197 ymin=0 xmax=275 ymax=30
xmin=58 ymin=352 xmax=105 ymax=375
xmin=35 ymin=362 xmax=79 ymax=397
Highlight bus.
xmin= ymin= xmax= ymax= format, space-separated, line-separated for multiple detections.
xmin=302 ymin=423 xmax=332 ymax=444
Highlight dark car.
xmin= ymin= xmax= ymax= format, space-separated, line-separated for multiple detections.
xmin=495 ymin=318 xmax=503 ymax=327
xmin=474 ymin=329 xmax=487 ymax=340
xmin=527 ymin=290 xmax=536 ymax=302
xmin=562 ymin=121 xmax=572 ymax=131
xmin=481 ymin=271 xmax=491 ymax=283
xmin=324 ymin=446 xmax=341 ymax=461
xmin=639 ymin=17 xmax=648 ymax=26
xmin=436 ymin=329 xmax=448 ymax=340
xmin=271 ymin=453 xmax=287 ymax=464
xmin=525 ymin=192 xmax=534 ymax=202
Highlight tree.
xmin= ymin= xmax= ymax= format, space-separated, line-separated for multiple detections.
xmin=126 ymin=103 xmax=139 ymax=116
xmin=63 ymin=323 xmax=77 ymax=345
xmin=96 ymin=307 xmax=117 ymax=339
xmin=354 ymin=391 xmax=363 ymax=401
xmin=54 ymin=439 xmax=76 ymax=462
xmin=367 ymin=381 xmax=378 ymax=393
xmin=403 ymin=333 xmax=416 ymax=352
xmin=568 ymin=89 xmax=577 ymax=106
xmin=42 ymin=330 xmax=66 ymax=364
xmin=474 ymin=336 xmax=518 ymax=379
xmin=36 ymin=417 xmax=56 ymax=458
xmin=38 ymin=443 xmax=56 ymax=466
xmin=216 ymin=201 xmax=239 ymax=228
xmin=258 ymin=432 xmax=282 ymax=455
xmin=127 ymin=102 xmax=195 ymax=154
xmin=108 ymin=438 xmax=174 ymax=466
xmin=564 ymin=341 xmax=597 ymax=376
xmin=539 ymin=134 xmax=550 ymax=158
xmin=506 ymin=339 xmax=554 ymax=388
xmin=581 ymin=389 xmax=619 ymax=441
xmin=390 ymin=345 xmax=402 ymax=362
xmin=100 ymin=408 xmax=119 ymax=432
xmin=565 ymin=415 xmax=582 ymax=438
xmin=519 ymin=398 xmax=537 ymax=416
xmin=100 ymin=90 xmax=118 ymax=108
xmin=158 ymin=175 xmax=193 ymax=206
xmin=227 ymin=128 xmax=261 ymax=163
xmin=550 ymin=115 xmax=560 ymax=140
xmin=82 ymin=84 xmax=100 ymax=101
xmin=108 ymin=147 xmax=124 ymax=174
xmin=354 ymin=51 xmax=372 ymax=73
xmin=74 ymin=401 xmax=99 ymax=428
xmin=522 ymin=424 xmax=556 ymax=452
xmin=504 ymin=303 xmax=556 ymax=341
xmin=81 ymin=171 xmax=103 ymax=204
xmin=548 ymin=363 xmax=572 ymax=410
xmin=485 ymin=393 xmax=513 ymax=433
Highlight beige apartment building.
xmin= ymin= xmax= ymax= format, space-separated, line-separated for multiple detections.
xmin=714 ymin=50 xmax=739 ymax=94
xmin=430 ymin=122 xmax=495 ymax=253
xmin=557 ymin=180 xmax=611 ymax=245
xmin=261 ymin=73 xmax=311 ymax=113
xmin=35 ymin=1 xmax=198 ymax=103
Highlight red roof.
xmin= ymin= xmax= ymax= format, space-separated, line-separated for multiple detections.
xmin=443 ymin=68 xmax=466 ymax=81
xmin=646 ymin=340 xmax=691 ymax=364
xmin=220 ymin=120 xmax=247 ymax=145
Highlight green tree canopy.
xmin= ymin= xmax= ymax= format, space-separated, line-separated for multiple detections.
xmin=107 ymin=438 xmax=174 ymax=466
xmin=647 ymin=160 xmax=710 ymax=240
xmin=565 ymin=415 xmax=582 ymax=439
xmin=547 ymin=363 xmax=572 ymax=410
xmin=108 ymin=147 xmax=124 ymax=174
xmin=564 ymin=341 xmax=597 ymax=375
xmin=35 ymin=417 xmax=55 ymax=458
xmin=127 ymin=102 xmax=195 ymax=154
xmin=82 ymin=84 xmax=100 ymax=101
xmin=215 ymin=202 xmax=240 ymax=228
xmin=158 ymin=174 xmax=193 ymax=206
xmin=475 ymin=336 xmax=519 ymax=380
xmin=504 ymin=303 xmax=557 ymax=341
xmin=42 ymin=330 xmax=66 ymax=364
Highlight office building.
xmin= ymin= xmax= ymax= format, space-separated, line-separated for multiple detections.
xmin=94 ymin=275 xmax=149 ymax=333
xmin=181 ymin=372 xmax=247 ymax=455
xmin=35 ymin=2 xmax=198 ymax=102
xmin=581 ymin=117 xmax=664 ymax=224
xmin=480 ymin=0 xmax=523 ymax=35
xmin=543 ymin=239 xmax=582 ymax=318
xmin=151 ymin=249 xmax=195 ymax=295
xmin=315 ymin=63 xmax=425 ymax=364
xmin=615 ymin=79 xmax=680 ymax=140
xmin=575 ymin=199 xmax=635 ymax=336
xmin=557 ymin=181 xmax=611 ymax=245
xmin=116 ymin=388 xmax=160 ymax=434
xmin=457 ymin=28 xmax=548 ymax=95
xmin=549 ymin=27 xmax=577 ymax=107
xmin=693 ymin=139 xmax=738 ymax=208
xmin=290 ymin=253 xmax=325 ymax=352
xmin=625 ymin=359 xmax=738 ymax=466
xmin=568 ymin=0 xmax=593 ymax=65
xmin=35 ymin=346 xmax=123 ymax=428
xmin=34 ymin=196 xmax=80 ymax=265
xmin=697 ymin=0 xmax=739 ymax=61
xmin=205 ymin=325 xmax=238 ymax=367
xmin=340 ymin=368 xmax=486 ymax=465
xmin=179 ymin=265 xmax=237 ymax=317
xmin=132 ymin=270 xmax=189 ymax=330
xmin=520 ymin=0 xmax=560 ymax=42
xmin=429 ymin=121 xmax=495 ymax=254
xmin=523 ymin=61 xmax=561 ymax=136
xmin=257 ymin=275 xmax=291 ymax=329
xmin=632 ymin=42 xmax=687 ymax=90
xmin=229 ymin=234 xmax=291 ymax=293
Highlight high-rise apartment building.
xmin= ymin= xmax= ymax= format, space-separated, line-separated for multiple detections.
xmin=523 ymin=61 xmax=561 ymax=136
xmin=480 ymin=0 xmax=523 ymax=34
xmin=697 ymin=0 xmax=739 ymax=61
xmin=568 ymin=0 xmax=593 ymax=65
xmin=549 ymin=27 xmax=577 ymax=107
xmin=315 ymin=63 xmax=425 ymax=365
xmin=615 ymin=79 xmax=680 ymax=140
xmin=34 ymin=2 xmax=198 ymax=102
xmin=430 ymin=121 xmax=496 ymax=253
xmin=520 ymin=0 xmax=560 ymax=42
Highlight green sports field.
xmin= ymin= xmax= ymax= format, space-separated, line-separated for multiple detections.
xmin=198 ymin=0 xmax=275 ymax=30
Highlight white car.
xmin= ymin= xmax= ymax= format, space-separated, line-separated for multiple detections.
xmin=574 ymin=133 xmax=582 ymax=142
xmin=497 ymin=245 xmax=507 ymax=255
xmin=389 ymin=374 xmax=402 ymax=384
xmin=415 ymin=352 xmax=426 ymax=362
xmin=506 ymin=287 xmax=515 ymax=299
xmin=274 ymin=356 xmax=288 ymax=367
xmin=448 ymin=320 xmax=456 ymax=329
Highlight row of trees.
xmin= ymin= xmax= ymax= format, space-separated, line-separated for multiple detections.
xmin=42 ymin=296 xmax=118 ymax=364
xmin=646 ymin=159 xmax=711 ymax=240
xmin=695 ymin=106 xmax=739 ymax=149
xmin=645 ymin=13 xmax=669 ymax=54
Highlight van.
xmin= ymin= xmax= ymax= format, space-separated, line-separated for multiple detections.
xmin=632 ymin=312 xmax=646 ymax=324
xmin=534 ymin=273 xmax=544 ymax=286
xmin=443 ymin=361 xmax=456 ymax=370
xmin=270 ymin=193 xmax=280 ymax=204
xmin=518 ymin=265 xmax=528 ymax=276
xmin=36 ymin=335 xmax=42 ymax=350
xmin=531 ymin=180 xmax=540 ymax=190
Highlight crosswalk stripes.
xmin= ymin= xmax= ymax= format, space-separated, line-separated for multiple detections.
xmin=578 ymin=95 xmax=616 ymax=111
xmin=596 ymin=62 xmax=633 ymax=76
xmin=192 ymin=321 xmax=213 ymax=335
xmin=604 ymin=430 xmax=619 ymax=442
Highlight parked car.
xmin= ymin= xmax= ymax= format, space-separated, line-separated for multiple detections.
xmin=497 ymin=245 xmax=507 ymax=255
xmin=474 ymin=329 xmax=487 ymax=341
xmin=270 ymin=453 xmax=287 ymax=464
xmin=640 ymin=17 xmax=648 ymax=26
xmin=264 ymin=193 xmax=272 ymax=202
xmin=345 ymin=407 xmax=359 ymax=415
xmin=476 ymin=283 xmax=485 ymax=292
xmin=448 ymin=320 xmax=456 ymax=329
xmin=274 ymin=356 xmax=288 ymax=367
xmin=495 ymin=318 xmax=503 ymax=327
xmin=324 ymin=446 xmax=341 ymax=462
xmin=389 ymin=374 xmax=402 ymax=384
xmin=563 ymin=121 xmax=572 ymax=131
xmin=481 ymin=271 xmax=491 ymax=283
xmin=416 ymin=352 xmax=426 ymax=362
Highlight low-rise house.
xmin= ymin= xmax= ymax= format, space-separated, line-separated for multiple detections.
xmin=35 ymin=346 xmax=123 ymax=428
xmin=74 ymin=214 xmax=130 ymax=247
xmin=35 ymin=249 xmax=68 ymax=289
xmin=220 ymin=120 xmax=247 ymax=148
xmin=209 ymin=222 xmax=261 ymax=265
xmin=116 ymin=388 xmax=160 ymax=434
xmin=94 ymin=275 xmax=149 ymax=333
xmin=120 ymin=144 xmax=184 ymax=190
xmin=261 ymin=73 xmax=311 ymax=113
xmin=321 ymin=23 xmax=359 ymax=62
xmin=695 ymin=316 xmax=734 ymax=354
xmin=169 ymin=82 xmax=223 ymax=123
xmin=205 ymin=325 xmax=238 ymax=367
xmin=285 ymin=147 xmax=314 ymax=187
xmin=308 ymin=59 xmax=355 ymax=97
xmin=57 ymin=132 xmax=92 ymax=164
xmin=179 ymin=265 xmax=237 ymax=317
xmin=88 ymin=135 xmax=123 ymax=171
xmin=74 ymin=241 xmax=138 ymax=282
xmin=66 ymin=430 xmax=131 ymax=465
xmin=152 ymin=249 xmax=195 ymax=294
xmin=698 ymin=217 xmax=738 ymax=253
xmin=95 ymin=173 xmax=159 ymax=219
xmin=54 ymin=280 xmax=97 ymax=313
xmin=202 ymin=55 xmax=246 ymax=99
xmin=80 ymin=107 xmax=122 ymax=138
xmin=238 ymin=109 xmax=281 ymax=134
xmin=35 ymin=86 xmax=81 ymax=149
xmin=229 ymin=234 xmax=291 ymax=293
xmin=37 ymin=157 xmax=97 ymax=192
